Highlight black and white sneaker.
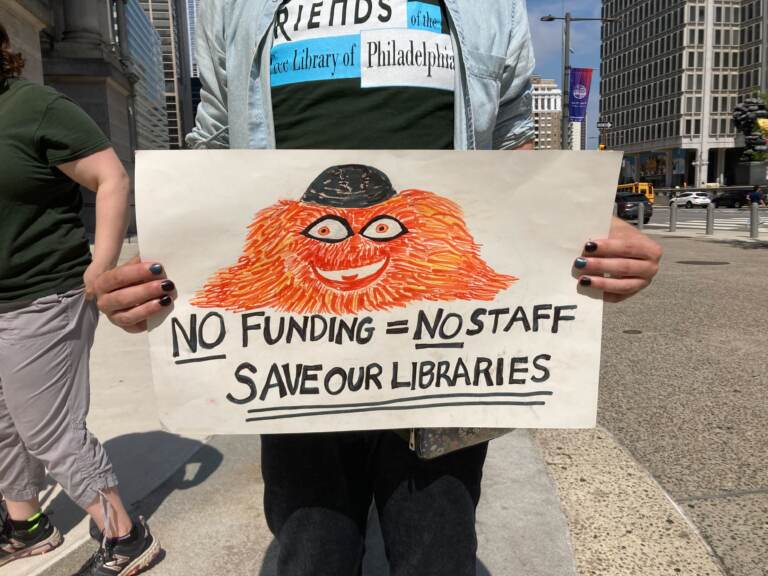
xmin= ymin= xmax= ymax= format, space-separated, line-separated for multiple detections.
xmin=75 ymin=516 xmax=160 ymax=576
xmin=0 ymin=511 xmax=62 ymax=566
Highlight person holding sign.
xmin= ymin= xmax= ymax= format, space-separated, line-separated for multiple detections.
xmin=0 ymin=25 xmax=159 ymax=575
xmin=94 ymin=1 xmax=662 ymax=574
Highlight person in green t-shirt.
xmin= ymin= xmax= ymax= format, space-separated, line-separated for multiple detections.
xmin=0 ymin=24 xmax=159 ymax=575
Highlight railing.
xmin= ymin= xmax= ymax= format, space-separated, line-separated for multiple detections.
xmin=662 ymin=202 xmax=765 ymax=239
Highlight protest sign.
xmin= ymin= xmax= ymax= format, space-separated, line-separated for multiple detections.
xmin=136 ymin=150 xmax=621 ymax=434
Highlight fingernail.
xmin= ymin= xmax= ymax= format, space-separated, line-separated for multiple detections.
xmin=574 ymin=257 xmax=588 ymax=269
xmin=579 ymin=276 xmax=592 ymax=287
xmin=159 ymin=295 xmax=172 ymax=307
xmin=161 ymin=280 xmax=175 ymax=292
xmin=585 ymin=242 xmax=598 ymax=253
xmin=149 ymin=263 xmax=163 ymax=275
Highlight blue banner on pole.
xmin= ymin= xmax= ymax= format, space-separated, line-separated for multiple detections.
xmin=569 ymin=68 xmax=593 ymax=122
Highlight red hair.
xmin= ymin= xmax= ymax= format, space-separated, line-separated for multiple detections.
xmin=193 ymin=190 xmax=517 ymax=315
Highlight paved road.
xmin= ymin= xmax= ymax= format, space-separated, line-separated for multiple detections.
xmin=598 ymin=236 xmax=768 ymax=576
xmin=643 ymin=206 xmax=768 ymax=233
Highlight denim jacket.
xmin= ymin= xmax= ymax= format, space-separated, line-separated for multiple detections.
xmin=186 ymin=0 xmax=535 ymax=151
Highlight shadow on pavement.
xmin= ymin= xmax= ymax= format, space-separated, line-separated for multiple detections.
xmin=42 ymin=431 xmax=222 ymax=537
xmin=258 ymin=505 xmax=492 ymax=576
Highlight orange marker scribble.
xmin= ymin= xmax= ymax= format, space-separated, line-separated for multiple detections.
xmin=192 ymin=189 xmax=517 ymax=315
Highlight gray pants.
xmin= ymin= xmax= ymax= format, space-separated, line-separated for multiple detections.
xmin=0 ymin=287 xmax=118 ymax=509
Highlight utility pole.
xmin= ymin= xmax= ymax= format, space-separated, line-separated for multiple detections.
xmin=562 ymin=13 xmax=571 ymax=150
xmin=541 ymin=13 xmax=619 ymax=151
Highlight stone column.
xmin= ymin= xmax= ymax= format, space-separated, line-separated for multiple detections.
xmin=716 ymin=148 xmax=726 ymax=184
xmin=664 ymin=150 xmax=675 ymax=188
xmin=693 ymin=147 xmax=710 ymax=187
xmin=62 ymin=0 xmax=104 ymax=45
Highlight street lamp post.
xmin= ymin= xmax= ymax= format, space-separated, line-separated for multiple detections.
xmin=540 ymin=13 xmax=620 ymax=150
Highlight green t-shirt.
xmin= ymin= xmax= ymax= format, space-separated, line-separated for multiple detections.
xmin=0 ymin=79 xmax=110 ymax=303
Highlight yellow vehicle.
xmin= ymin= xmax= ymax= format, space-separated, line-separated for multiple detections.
xmin=617 ymin=182 xmax=655 ymax=204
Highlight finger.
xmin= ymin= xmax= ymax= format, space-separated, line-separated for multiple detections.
xmin=97 ymin=279 xmax=176 ymax=314
xmin=109 ymin=297 xmax=173 ymax=330
xmin=94 ymin=260 xmax=167 ymax=297
xmin=574 ymin=257 xmax=658 ymax=280
xmin=582 ymin=238 xmax=663 ymax=261
xmin=579 ymin=275 xmax=649 ymax=295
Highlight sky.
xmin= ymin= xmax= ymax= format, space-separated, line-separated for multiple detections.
xmin=526 ymin=0 xmax=603 ymax=148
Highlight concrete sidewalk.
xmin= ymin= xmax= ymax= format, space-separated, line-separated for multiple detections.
xmin=8 ymin=242 xmax=725 ymax=576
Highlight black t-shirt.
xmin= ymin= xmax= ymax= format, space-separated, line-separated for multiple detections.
xmin=270 ymin=0 xmax=455 ymax=149
xmin=0 ymin=79 xmax=109 ymax=303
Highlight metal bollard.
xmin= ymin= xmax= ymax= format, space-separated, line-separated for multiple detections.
xmin=669 ymin=202 xmax=678 ymax=232
xmin=706 ymin=203 xmax=715 ymax=235
xmin=637 ymin=201 xmax=645 ymax=231
xmin=750 ymin=203 xmax=760 ymax=239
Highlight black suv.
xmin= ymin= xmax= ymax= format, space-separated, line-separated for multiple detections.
xmin=712 ymin=189 xmax=750 ymax=208
xmin=615 ymin=193 xmax=652 ymax=224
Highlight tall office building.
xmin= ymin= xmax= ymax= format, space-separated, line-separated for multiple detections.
xmin=532 ymin=76 xmax=563 ymax=150
xmin=185 ymin=0 xmax=203 ymax=117
xmin=186 ymin=0 xmax=200 ymax=77
xmin=570 ymin=120 xmax=585 ymax=151
xmin=122 ymin=0 xmax=170 ymax=150
xmin=138 ymin=0 xmax=195 ymax=148
xmin=601 ymin=0 xmax=768 ymax=186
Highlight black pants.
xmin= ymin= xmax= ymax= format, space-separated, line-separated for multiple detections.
xmin=261 ymin=431 xmax=488 ymax=576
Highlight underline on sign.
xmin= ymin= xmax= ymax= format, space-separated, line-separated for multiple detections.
xmin=246 ymin=391 xmax=552 ymax=414
xmin=174 ymin=355 xmax=227 ymax=365
xmin=414 ymin=342 xmax=465 ymax=349
xmin=245 ymin=401 xmax=547 ymax=423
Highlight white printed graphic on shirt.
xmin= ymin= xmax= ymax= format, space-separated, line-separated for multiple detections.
xmin=270 ymin=0 xmax=455 ymax=91
xmin=272 ymin=0 xmax=407 ymax=46
xmin=361 ymin=29 xmax=453 ymax=90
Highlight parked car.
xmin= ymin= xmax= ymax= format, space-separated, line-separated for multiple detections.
xmin=712 ymin=189 xmax=750 ymax=208
xmin=616 ymin=193 xmax=653 ymax=223
xmin=670 ymin=191 xmax=711 ymax=208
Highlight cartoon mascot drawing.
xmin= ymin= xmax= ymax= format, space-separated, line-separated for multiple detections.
xmin=192 ymin=164 xmax=516 ymax=315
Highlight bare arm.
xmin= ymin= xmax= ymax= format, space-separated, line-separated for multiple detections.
xmin=58 ymin=147 xmax=130 ymax=297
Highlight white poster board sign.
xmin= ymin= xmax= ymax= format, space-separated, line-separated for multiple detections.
xmin=136 ymin=150 xmax=621 ymax=435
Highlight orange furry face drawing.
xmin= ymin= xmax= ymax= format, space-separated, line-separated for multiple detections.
xmin=192 ymin=165 xmax=516 ymax=315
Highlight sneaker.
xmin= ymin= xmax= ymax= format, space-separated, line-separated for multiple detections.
xmin=74 ymin=516 xmax=160 ymax=576
xmin=0 ymin=511 xmax=63 ymax=566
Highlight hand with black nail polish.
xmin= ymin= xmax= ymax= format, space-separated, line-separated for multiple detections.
xmin=576 ymin=218 xmax=663 ymax=303
xmin=93 ymin=256 xmax=178 ymax=333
